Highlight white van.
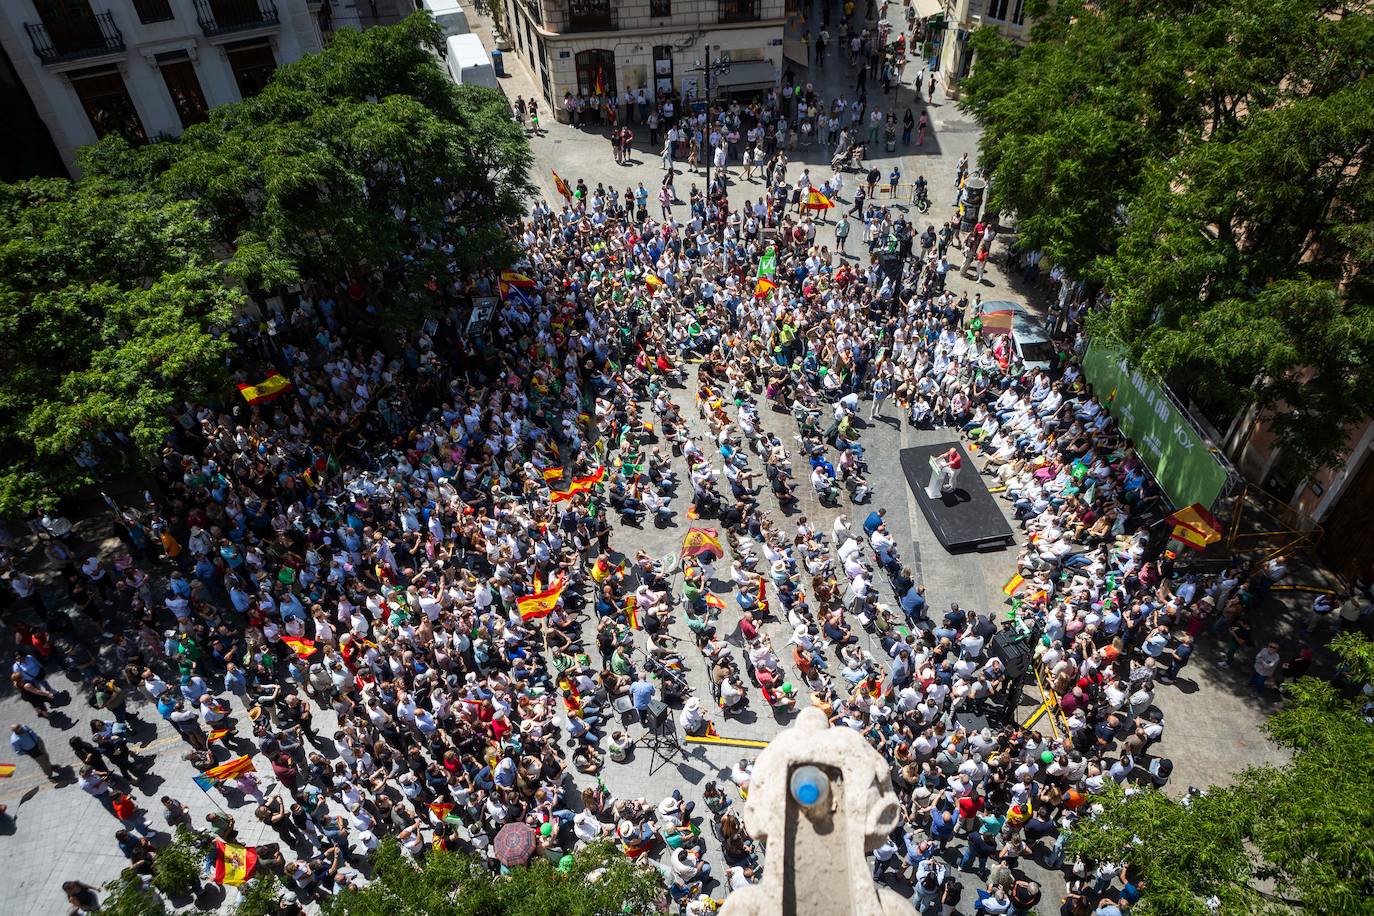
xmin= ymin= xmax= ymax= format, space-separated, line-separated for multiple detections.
xmin=445 ymin=34 xmax=497 ymax=89
xmin=423 ymin=0 xmax=470 ymax=37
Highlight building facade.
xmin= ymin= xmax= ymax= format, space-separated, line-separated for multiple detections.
xmin=501 ymin=0 xmax=786 ymax=120
xmin=932 ymin=0 xmax=1028 ymax=95
xmin=0 ymin=0 xmax=361 ymax=177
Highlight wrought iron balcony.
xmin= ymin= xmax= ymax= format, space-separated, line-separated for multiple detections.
xmin=193 ymin=0 xmax=280 ymax=38
xmin=566 ymin=0 xmax=614 ymax=33
xmin=24 ymin=9 xmax=124 ymax=65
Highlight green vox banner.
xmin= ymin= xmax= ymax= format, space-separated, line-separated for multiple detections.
xmin=1081 ymin=341 xmax=1230 ymax=510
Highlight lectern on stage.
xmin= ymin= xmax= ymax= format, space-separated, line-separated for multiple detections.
xmin=901 ymin=442 xmax=1015 ymax=552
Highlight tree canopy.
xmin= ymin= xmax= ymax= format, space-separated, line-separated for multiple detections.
xmin=87 ymin=12 xmax=532 ymax=327
xmin=1065 ymin=633 xmax=1374 ymax=915
xmin=0 ymin=13 xmax=531 ymax=514
xmin=318 ymin=840 xmax=665 ymax=916
xmin=960 ymin=0 xmax=1374 ymax=472
xmin=0 ymin=177 xmax=238 ymax=515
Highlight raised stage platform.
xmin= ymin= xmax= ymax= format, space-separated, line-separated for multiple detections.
xmin=899 ymin=442 xmax=1016 ymax=552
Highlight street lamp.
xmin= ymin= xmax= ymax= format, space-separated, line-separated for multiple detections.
xmin=685 ymin=45 xmax=731 ymax=235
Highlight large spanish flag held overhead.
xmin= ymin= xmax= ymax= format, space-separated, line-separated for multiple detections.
xmin=237 ymin=372 xmax=291 ymax=405
xmin=517 ymin=575 xmax=567 ymax=620
xmin=213 ymin=840 xmax=257 ymax=886
xmin=204 ymin=754 xmax=255 ymax=782
xmin=681 ymin=526 xmax=724 ymax=559
xmin=1164 ymin=502 xmax=1223 ymax=551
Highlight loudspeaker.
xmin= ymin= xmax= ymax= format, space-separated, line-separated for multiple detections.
xmin=988 ymin=630 xmax=1033 ymax=677
xmin=646 ymin=700 xmax=669 ymax=729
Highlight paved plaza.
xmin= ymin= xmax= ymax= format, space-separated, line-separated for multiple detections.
xmin=0 ymin=8 xmax=1294 ymax=915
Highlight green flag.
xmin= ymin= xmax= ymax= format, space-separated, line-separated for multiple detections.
xmin=758 ymin=246 xmax=777 ymax=280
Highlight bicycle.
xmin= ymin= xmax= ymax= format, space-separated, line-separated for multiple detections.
xmin=913 ymin=191 xmax=931 ymax=214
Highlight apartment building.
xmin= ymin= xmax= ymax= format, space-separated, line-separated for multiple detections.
xmin=932 ymin=0 xmax=1028 ymax=94
xmin=0 ymin=0 xmax=361 ymax=177
xmin=501 ymin=0 xmax=786 ymax=118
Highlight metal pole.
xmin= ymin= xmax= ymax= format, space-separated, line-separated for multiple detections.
xmin=703 ymin=45 xmax=712 ymax=217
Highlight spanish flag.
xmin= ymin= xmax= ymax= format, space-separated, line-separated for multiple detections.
xmin=237 ymin=372 xmax=291 ymax=405
xmin=625 ymin=595 xmax=639 ymax=630
xmin=499 ymin=270 xmax=536 ymax=299
xmin=704 ymin=722 xmax=719 ymax=738
xmin=646 ymin=273 xmax=666 ymax=291
xmin=804 ymin=190 xmax=835 ymax=210
xmin=704 ymin=592 xmax=727 ymax=612
xmin=562 ymin=682 xmax=582 ymax=714
xmin=1164 ymin=503 xmax=1222 ymax=551
xmin=428 ymin=802 xmax=455 ymax=821
xmin=204 ymin=755 xmax=255 ymax=782
xmin=281 ymin=636 xmax=318 ymax=658
xmin=212 ymin=840 xmax=257 ymax=886
xmin=542 ymin=467 xmax=565 ymax=482
xmin=552 ymin=169 xmax=573 ymax=201
xmin=208 ymin=727 xmax=232 ymax=743
xmin=549 ymin=489 xmax=575 ymax=504
xmin=573 ymin=466 xmax=606 ymax=487
xmin=681 ymin=526 xmax=724 ymax=559
xmin=754 ymin=276 xmax=777 ymax=299
xmin=1003 ymin=573 xmax=1025 ymax=597
xmin=594 ymin=68 xmax=607 ymax=96
xmin=517 ymin=575 xmax=567 ymax=620
xmin=756 ymin=576 xmax=768 ymax=612
xmin=0 ymin=764 xmax=15 ymax=778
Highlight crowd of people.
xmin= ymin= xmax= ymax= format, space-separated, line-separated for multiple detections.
xmin=2 ymin=13 xmax=1358 ymax=916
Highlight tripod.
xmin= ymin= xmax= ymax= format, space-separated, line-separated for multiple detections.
xmin=639 ymin=706 xmax=685 ymax=776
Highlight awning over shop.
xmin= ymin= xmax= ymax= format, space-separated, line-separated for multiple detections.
xmin=714 ymin=60 xmax=778 ymax=92
xmin=914 ymin=0 xmax=944 ymax=19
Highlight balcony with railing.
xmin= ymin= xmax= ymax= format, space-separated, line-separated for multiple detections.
xmin=565 ymin=0 xmax=614 ymax=33
xmin=719 ymin=0 xmax=761 ymax=22
xmin=24 ymin=9 xmax=124 ymax=66
xmin=193 ymin=0 xmax=280 ymax=38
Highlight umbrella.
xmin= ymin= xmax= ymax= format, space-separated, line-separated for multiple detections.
xmin=493 ymin=822 xmax=537 ymax=866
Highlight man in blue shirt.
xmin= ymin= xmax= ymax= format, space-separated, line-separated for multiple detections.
xmin=629 ymin=674 xmax=656 ymax=728
xmin=863 ymin=507 xmax=886 ymax=535
xmin=10 ymin=723 xmax=55 ymax=779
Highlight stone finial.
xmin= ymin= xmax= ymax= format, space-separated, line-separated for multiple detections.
xmin=720 ymin=707 xmax=913 ymax=916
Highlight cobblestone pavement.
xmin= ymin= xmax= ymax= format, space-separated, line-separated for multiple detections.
xmin=0 ymin=9 xmax=1289 ymax=915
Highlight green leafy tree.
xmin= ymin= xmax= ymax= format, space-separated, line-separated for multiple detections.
xmin=152 ymin=826 xmax=209 ymax=898
xmin=319 ymin=839 xmax=664 ymax=916
xmin=99 ymin=874 xmax=168 ymax=916
xmin=0 ymin=177 xmax=238 ymax=515
xmin=232 ymin=874 xmax=284 ymax=916
xmin=1065 ymin=634 xmax=1374 ymax=915
xmin=88 ymin=12 xmax=532 ymax=328
xmin=959 ymin=0 xmax=1374 ymax=472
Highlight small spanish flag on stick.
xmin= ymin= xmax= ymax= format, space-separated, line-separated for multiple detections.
xmin=428 ymin=802 xmax=455 ymax=821
xmin=754 ymin=276 xmax=777 ymax=299
xmin=281 ymin=636 xmax=318 ymax=658
xmin=704 ymin=592 xmax=727 ymax=613
xmin=1003 ymin=573 xmax=1025 ymax=597
xmin=237 ymin=372 xmax=291 ymax=405
xmin=213 ymin=840 xmax=257 ymax=886
xmin=552 ymin=169 xmax=573 ymax=201
xmin=208 ymin=727 xmax=232 ymax=743
xmin=645 ymin=273 xmax=666 ymax=291
xmin=542 ymin=467 xmax=565 ymax=482
xmin=624 ymin=595 xmax=639 ymax=631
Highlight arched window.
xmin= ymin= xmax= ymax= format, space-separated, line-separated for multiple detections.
xmin=574 ymin=49 xmax=616 ymax=98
